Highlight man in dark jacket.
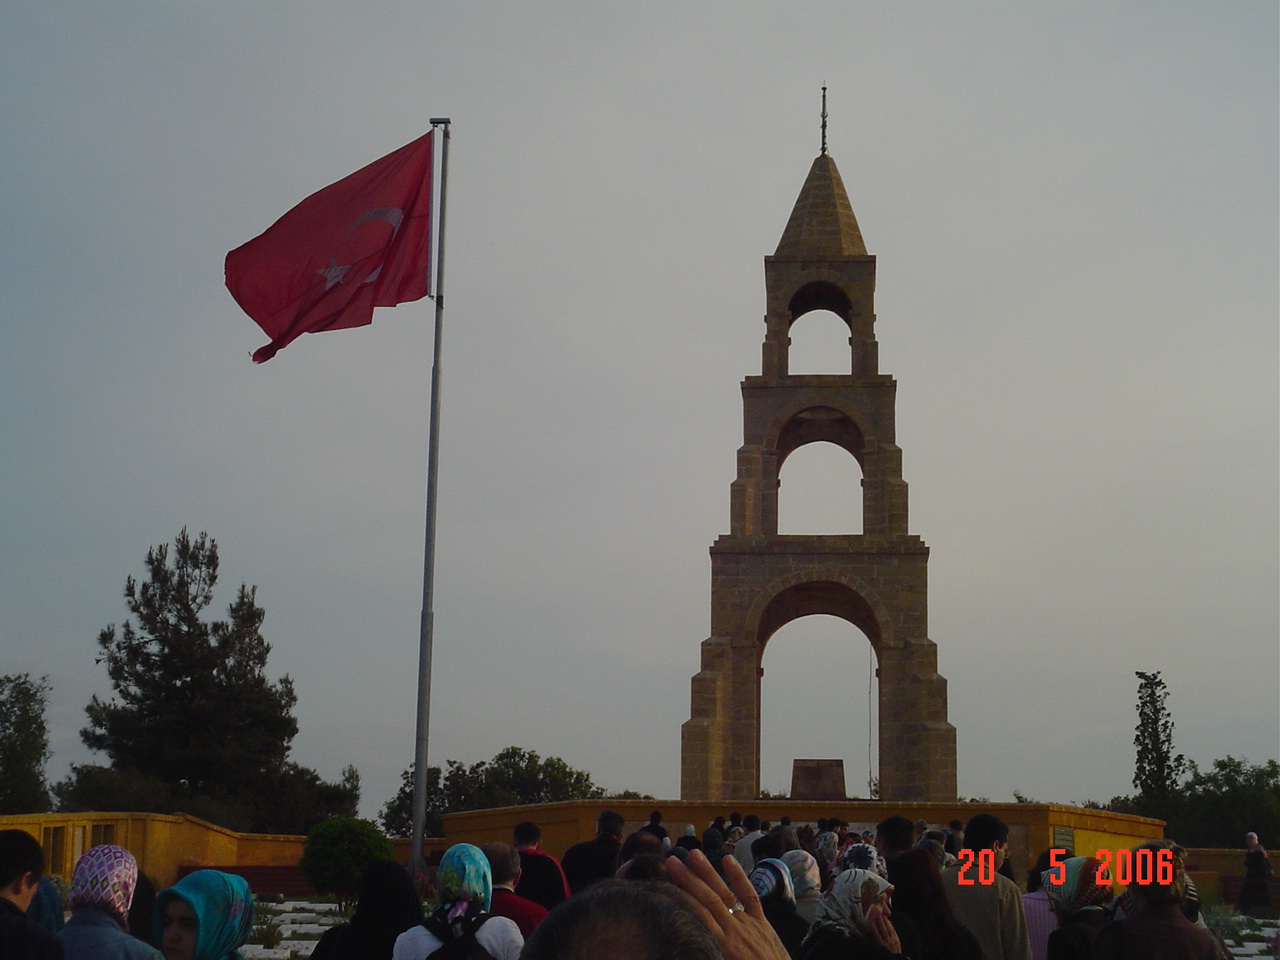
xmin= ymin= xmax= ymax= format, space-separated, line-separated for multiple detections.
xmin=560 ymin=811 xmax=624 ymax=894
xmin=0 ymin=830 xmax=64 ymax=960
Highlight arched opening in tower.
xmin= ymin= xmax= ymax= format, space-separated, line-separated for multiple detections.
xmin=759 ymin=613 xmax=878 ymax=799
xmin=777 ymin=440 xmax=864 ymax=534
xmin=786 ymin=308 xmax=851 ymax=375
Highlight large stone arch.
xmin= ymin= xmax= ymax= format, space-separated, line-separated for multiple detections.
xmin=682 ymin=148 xmax=956 ymax=803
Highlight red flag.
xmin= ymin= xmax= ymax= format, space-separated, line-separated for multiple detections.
xmin=226 ymin=132 xmax=434 ymax=362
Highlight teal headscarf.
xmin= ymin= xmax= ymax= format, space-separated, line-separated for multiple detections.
xmin=155 ymin=869 xmax=254 ymax=960
xmin=436 ymin=843 xmax=492 ymax=920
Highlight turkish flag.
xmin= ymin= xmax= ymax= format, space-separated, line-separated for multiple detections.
xmin=226 ymin=132 xmax=434 ymax=362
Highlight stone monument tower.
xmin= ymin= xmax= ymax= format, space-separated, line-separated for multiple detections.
xmin=680 ymin=146 xmax=957 ymax=802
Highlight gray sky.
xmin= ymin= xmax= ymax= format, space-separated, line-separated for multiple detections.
xmin=2 ymin=3 xmax=1276 ymax=821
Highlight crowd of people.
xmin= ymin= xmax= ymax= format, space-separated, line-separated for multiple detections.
xmin=1 ymin=815 xmax=1270 ymax=960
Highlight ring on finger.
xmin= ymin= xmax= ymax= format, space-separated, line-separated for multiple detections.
xmin=727 ymin=901 xmax=745 ymax=915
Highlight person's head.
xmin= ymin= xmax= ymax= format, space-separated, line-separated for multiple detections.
xmin=350 ymin=860 xmax=422 ymax=934
xmin=729 ymin=812 xmax=742 ymax=828
xmin=521 ymin=880 xmax=720 ymax=960
xmin=817 ymin=818 xmax=830 ymax=832
xmin=711 ymin=816 xmax=726 ymax=830
xmin=922 ymin=829 xmax=947 ymax=846
xmin=597 ymin=811 xmax=625 ymax=841
xmin=887 ymin=848 xmax=951 ymax=923
xmin=513 ymin=821 xmax=542 ymax=850
xmin=780 ymin=816 xmax=792 ymax=827
xmin=875 ymin=816 xmax=915 ymax=857
xmin=1125 ymin=842 xmax=1185 ymax=910
xmin=128 ymin=873 xmax=159 ymax=945
xmin=1247 ymin=832 xmax=1259 ymax=846
xmin=70 ymin=844 xmax=138 ymax=927
xmin=749 ymin=858 xmax=795 ymax=907
xmin=815 ymin=869 xmax=894 ymax=939
xmin=618 ymin=831 xmax=664 ymax=869
xmin=436 ymin=843 xmax=492 ymax=910
xmin=481 ymin=842 xmax=521 ymax=888
xmin=915 ymin=839 xmax=947 ymax=866
xmin=156 ymin=869 xmax=253 ymax=960
xmin=781 ymin=849 xmax=821 ymax=900
xmin=726 ymin=826 xmax=744 ymax=844
xmin=1026 ymin=848 xmax=1068 ymax=893
xmin=948 ymin=820 xmax=964 ymax=834
xmin=615 ymin=854 xmax=669 ymax=883
xmin=1043 ymin=856 xmax=1114 ymax=918
xmin=961 ymin=813 xmax=1009 ymax=868
xmin=742 ymin=814 xmax=760 ymax=833
xmin=752 ymin=831 xmax=784 ymax=864
xmin=914 ymin=819 xmax=929 ymax=837
xmin=0 ymin=829 xmax=44 ymax=912
xmin=758 ymin=820 xmax=772 ymax=833
xmin=648 ymin=811 xmax=662 ymax=825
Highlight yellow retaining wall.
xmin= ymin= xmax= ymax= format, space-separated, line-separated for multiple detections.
xmin=0 ymin=812 xmax=306 ymax=888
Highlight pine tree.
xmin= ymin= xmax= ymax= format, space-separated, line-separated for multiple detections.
xmin=0 ymin=674 xmax=53 ymax=814
xmin=74 ymin=529 xmax=355 ymax=832
xmin=1132 ymin=670 xmax=1186 ymax=801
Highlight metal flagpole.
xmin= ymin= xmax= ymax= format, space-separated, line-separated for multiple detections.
xmin=410 ymin=118 xmax=450 ymax=880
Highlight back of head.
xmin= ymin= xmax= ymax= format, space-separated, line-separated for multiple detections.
xmin=521 ymin=880 xmax=719 ymax=960
xmin=619 ymin=831 xmax=664 ymax=867
xmin=743 ymin=815 xmax=761 ymax=833
xmin=597 ymin=811 xmax=625 ymax=840
xmin=875 ymin=816 xmax=915 ymax=855
xmin=436 ymin=843 xmax=493 ymax=910
xmin=648 ymin=811 xmax=662 ymax=825
xmin=962 ymin=813 xmax=1008 ymax=852
xmin=350 ymin=860 xmax=423 ymax=945
xmin=1127 ymin=842 xmax=1182 ymax=909
xmin=752 ymin=832 xmax=784 ymax=864
xmin=0 ymin=829 xmax=43 ymax=890
xmin=887 ymin=848 xmax=949 ymax=920
xmin=70 ymin=844 xmax=138 ymax=925
xmin=481 ymin=842 xmax=521 ymax=887
xmin=513 ymin=821 xmax=541 ymax=848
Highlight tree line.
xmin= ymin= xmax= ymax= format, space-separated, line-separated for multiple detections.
xmin=0 ymin=530 xmax=617 ymax=834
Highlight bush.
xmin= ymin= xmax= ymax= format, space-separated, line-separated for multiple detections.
xmin=298 ymin=818 xmax=392 ymax=907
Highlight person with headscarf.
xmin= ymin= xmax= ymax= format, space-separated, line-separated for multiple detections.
xmin=834 ymin=842 xmax=888 ymax=881
xmin=1039 ymin=856 xmax=1113 ymax=960
xmin=780 ymin=850 xmax=823 ymax=925
xmin=750 ymin=858 xmax=809 ymax=958
xmin=310 ymin=860 xmax=422 ymax=960
xmin=798 ymin=869 xmax=906 ymax=960
xmin=392 ymin=844 xmax=521 ymax=960
xmin=27 ymin=877 xmax=64 ymax=936
xmin=58 ymin=845 xmax=162 ymax=960
xmin=155 ymin=870 xmax=252 ymax=960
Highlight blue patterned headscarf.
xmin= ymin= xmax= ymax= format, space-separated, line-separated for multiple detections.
xmin=156 ymin=869 xmax=254 ymax=960
xmin=436 ymin=843 xmax=492 ymax=919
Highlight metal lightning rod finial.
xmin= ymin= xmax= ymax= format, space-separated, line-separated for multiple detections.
xmin=820 ymin=85 xmax=828 ymax=156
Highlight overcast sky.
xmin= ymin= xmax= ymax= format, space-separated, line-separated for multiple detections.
xmin=2 ymin=3 xmax=1276 ymax=823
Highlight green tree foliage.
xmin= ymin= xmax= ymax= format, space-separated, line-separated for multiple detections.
xmin=1133 ymin=670 xmax=1186 ymax=801
xmin=1112 ymin=756 xmax=1280 ymax=847
xmin=380 ymin=746 xmax=606 ymax=838
xmin=0 ymin=674 xmax=53 ymax=814
xmin=68 ymin=529 xmax=357 ymax=833
xmin=298 ymin=818 xmax=392 ymax=906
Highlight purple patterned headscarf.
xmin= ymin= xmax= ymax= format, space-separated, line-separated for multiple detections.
xmin=70 ymin=844 xmax=138 ymax=927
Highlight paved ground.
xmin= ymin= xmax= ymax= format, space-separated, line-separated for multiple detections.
xmin=241 ymin=901 xmax=1278 ymax=959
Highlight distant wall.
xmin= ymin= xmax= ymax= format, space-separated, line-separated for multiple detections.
xmin=0 ymin=812 xmax=304 ymax=888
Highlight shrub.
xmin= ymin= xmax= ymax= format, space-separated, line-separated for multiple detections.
xmin=298 ymin=817 xmax=393 ymax=907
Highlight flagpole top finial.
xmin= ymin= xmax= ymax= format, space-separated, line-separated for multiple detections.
xmin=820 ymin=86 xmax=828 ymax=156
xmin=430 ymin=117 xmax=451 ymax=126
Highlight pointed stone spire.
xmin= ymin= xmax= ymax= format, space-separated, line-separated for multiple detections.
xmin=773 ymin=154 xmax=867 ymax=257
